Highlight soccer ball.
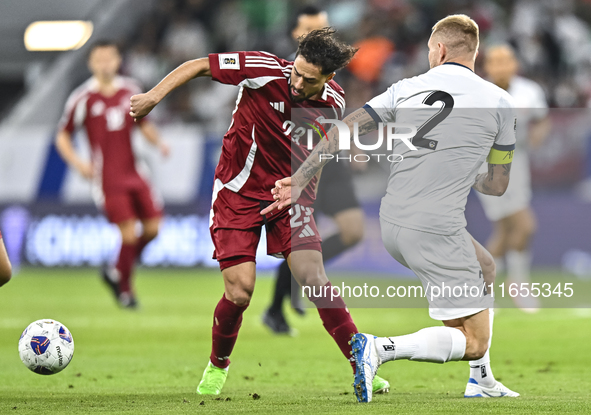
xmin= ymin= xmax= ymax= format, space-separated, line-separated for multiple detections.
xmin=18 ymin=319 xmax=74 ymax=375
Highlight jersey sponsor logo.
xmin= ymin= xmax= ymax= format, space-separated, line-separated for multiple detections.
xmin=219 ymin=53 xmax=240 ymax=70
xmin=269 ymin=101 xmax=284 ymax=113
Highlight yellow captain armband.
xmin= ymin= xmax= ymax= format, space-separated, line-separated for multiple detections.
xmin=487 ymin=144 xmax=515 ymax=164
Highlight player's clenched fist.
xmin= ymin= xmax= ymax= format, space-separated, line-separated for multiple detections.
xmin=129 ymin=92 xmax=158 ymax=121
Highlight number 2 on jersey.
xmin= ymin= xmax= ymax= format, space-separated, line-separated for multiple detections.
xmin=412 ymin=90 xmax=454 ymax=150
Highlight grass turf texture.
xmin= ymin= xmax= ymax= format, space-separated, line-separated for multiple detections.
xmin=0 ymin=268 xmax=589 ymax=414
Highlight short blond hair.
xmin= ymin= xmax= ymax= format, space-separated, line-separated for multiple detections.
xmin=432 ymin=14 xmax=479 ymax=57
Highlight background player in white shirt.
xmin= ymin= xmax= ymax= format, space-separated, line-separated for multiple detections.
xmin=263 ymin=14 xmax=519 ymax=402
xmin=477 ymin=45 xmax=550 ymax=312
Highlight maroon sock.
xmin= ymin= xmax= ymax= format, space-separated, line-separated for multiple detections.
xmin=210 ymin=294 xmax=249 ymax=369
xmin=135 ymin=237 xmax=150 ymax=261
xmin=308 ymin=282 xmax=358 ymax=372
xmin=116 ymin=243 xmax=137 ymax=294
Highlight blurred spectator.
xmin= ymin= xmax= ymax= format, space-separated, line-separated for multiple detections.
xmin=162 ymin=10 xmax=210 ymax=65
xmin=115 ymin=0 xmax=591 ymax=122
xmin=347 ymin=37 xmax=395 ymax=83
xmin=124 ymin=42 xmax=168 ymax=89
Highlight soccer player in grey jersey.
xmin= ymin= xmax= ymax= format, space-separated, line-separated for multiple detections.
xmin=263 ymin=14 xmax=520 ymax=402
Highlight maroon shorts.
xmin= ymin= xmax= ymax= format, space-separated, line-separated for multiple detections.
xmin=103 ymin=181 xmax=163 ymax=224
xmin=210 ymin=187 xmax=322 ymax=270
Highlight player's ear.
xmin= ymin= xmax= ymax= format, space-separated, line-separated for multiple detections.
xmin=325 ymin=72 xmax=335 ymax=82
xmin=438 ymin=42 xmax=447 ymax=64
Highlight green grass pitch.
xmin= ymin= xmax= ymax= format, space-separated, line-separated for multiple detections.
xmin=0 ymin=268 xmax=590 ymax=414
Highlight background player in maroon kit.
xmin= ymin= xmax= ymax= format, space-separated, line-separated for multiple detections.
xmin=130 ymin=28 xmax=389 ymax=395
xmin=56 ymin=41 xmax=169 ymax=308
xmin=0 ymin=231 xmax=11 ymax=287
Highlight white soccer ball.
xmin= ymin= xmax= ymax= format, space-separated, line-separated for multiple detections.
xmin=18 ymin=319 xmax=74 ymax=375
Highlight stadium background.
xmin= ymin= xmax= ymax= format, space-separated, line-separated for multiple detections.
xmin=0 ymin=1 xmax=591 ymax=414
xmin=2 ymin=0 xmax=591 ymax=277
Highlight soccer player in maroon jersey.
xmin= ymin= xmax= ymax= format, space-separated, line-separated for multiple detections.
xmin=130 ymin=28 xmax=389 ymax=395
xmin=0 ymin=231 xmax=11 ymax=287
xmin=263 ymin=5 xmax=366 ymax=335
xmin=56 ymin=41 xmax=169 ymax=308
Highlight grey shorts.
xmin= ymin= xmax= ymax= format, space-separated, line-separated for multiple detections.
xmin=380 ymin=218 xmax=492 ymax=320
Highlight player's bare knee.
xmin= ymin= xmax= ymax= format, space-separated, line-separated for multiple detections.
xmin=141 ymin=220 xmax=161 ymax=242
xmin=289 ymin=252 xmax=327 ymax=289
xmin=294 ymin=274 xmax=318 ymax=289
xmin=225 ymin=284 xmax=253 ymax=306
xmin=292 ymin=268 xmax=325 ymax=290
xmin=521 ymin=218 xmax=537 ymax=242
xmin=335 ymin=209 xmax=365 ymax=247
xmin=0 ymin=271 xmax=11 ymax=287
xmin=509 ymin=229 xmax=531 ymax=252
xmin=118 ymin=221 xmax=138 ymax=245
xmin=340 ymin=224 xmax=364 ymax=247
xmin=142 ymin=228 xmax=159 ymax=243
xmin=121 ymin=234 xmax=138 ymax=245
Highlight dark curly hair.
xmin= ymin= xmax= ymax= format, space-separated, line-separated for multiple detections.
xmin=295 ymin=27 xmax=358 ymax=75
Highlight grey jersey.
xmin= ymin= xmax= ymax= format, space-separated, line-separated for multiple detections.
xmin=366 ymin=63 xmax=516 ymax=235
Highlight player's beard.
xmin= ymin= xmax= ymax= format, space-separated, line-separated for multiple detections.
xmin=289 ymin=86 xmax=310 ymax=103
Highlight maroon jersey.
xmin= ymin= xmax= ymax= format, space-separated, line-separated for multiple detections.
xmin=58 ymin=76 xmax=148 ymax=194
xmin=208 ymin=51 xmax=346 ymax=206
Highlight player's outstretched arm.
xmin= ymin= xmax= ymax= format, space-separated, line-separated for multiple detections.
xmin=473 ymin=163 xmax=512 ymax=196
xmin=55 ymin=130 xmax=93 ymax=179
xmin=261 ymin=108 xmax=377 ymax=215
xmin=0 ymin=234 xmax=12 ymax=287
xmin=130 ymin=57 xmax=212 ymax=121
